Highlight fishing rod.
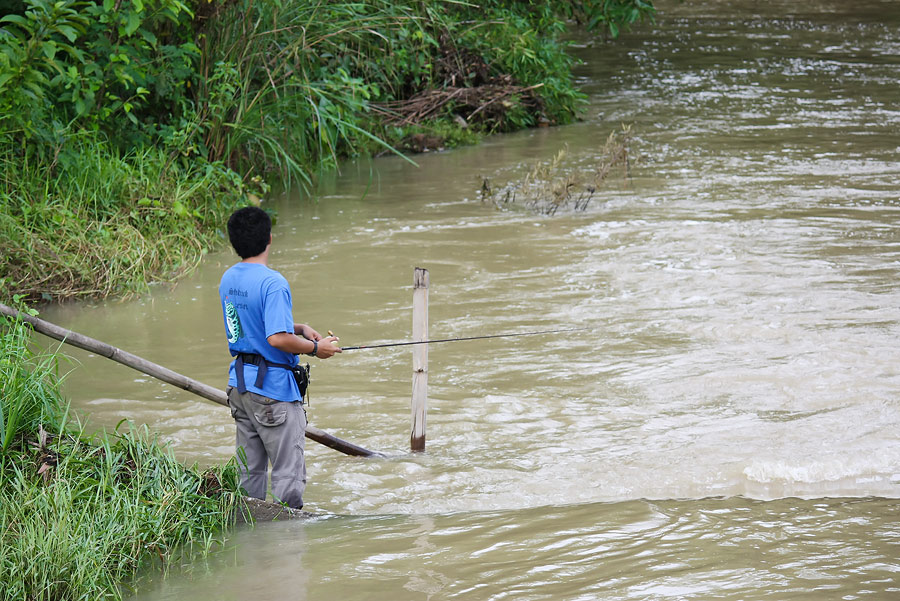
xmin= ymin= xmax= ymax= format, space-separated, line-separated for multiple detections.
xmin=338 ymin=326 xmax=589 ymax=351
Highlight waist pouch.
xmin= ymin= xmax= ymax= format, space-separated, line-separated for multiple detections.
xmin=235 ymin=353 xmax=309 ymax=400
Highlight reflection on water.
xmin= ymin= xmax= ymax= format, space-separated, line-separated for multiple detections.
xmin=38 ymin=0 xmax=900 ymax=598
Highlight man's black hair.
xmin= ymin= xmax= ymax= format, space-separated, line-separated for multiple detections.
xmin=227 ymin=206 xmax=271 ymax=259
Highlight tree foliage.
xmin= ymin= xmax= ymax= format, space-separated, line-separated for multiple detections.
xmin=0 ymin=0 xmax=655 ymax=179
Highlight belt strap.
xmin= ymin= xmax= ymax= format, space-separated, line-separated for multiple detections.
xmin=234 ymin=353 xmax=296 ymax=394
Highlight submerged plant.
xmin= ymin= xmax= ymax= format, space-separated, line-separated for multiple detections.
xmin=480 ymin=124 xmax=634 ymax=215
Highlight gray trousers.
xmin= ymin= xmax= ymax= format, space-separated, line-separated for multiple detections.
xmin=227 ymin=386 xmax=307 ymax=509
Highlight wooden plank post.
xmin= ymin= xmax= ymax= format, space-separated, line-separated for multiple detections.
xmin=411 ymin=267 xmax=429 ymax=452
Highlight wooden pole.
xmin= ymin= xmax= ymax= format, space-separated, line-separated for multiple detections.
xmin=0 ymin=303 xmax=381 ymax=458
xmin=411 ymin=267 xmax=428 ymax=452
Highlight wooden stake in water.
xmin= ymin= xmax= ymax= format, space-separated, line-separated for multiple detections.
xmin=411 ymin=267 xmax=429 ymax=452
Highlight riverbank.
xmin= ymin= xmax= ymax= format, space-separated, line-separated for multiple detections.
xmin=0 ymin=0 xmax=654 ymax=303
xmin=0 ymin=312 xmax=242 ymax=600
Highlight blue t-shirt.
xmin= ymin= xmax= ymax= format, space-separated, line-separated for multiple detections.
xmin=219 ymin=262 xmax=301 ymax=402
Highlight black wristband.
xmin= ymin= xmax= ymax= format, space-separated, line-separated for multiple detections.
xmin=307 ymin=340 xmax=318 ymax=357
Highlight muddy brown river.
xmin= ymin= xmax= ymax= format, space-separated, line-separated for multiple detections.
xmin=41 ymin=0 xmax=900 ymax=598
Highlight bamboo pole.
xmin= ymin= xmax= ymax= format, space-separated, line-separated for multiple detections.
xmin=411 ymin=267 xmax=428 ymax=452
xmin=0 ymin=303 xmax=381 ymax=458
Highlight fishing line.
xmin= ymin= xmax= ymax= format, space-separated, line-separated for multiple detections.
xmin=339 ymin=326 xmax=590 ymax=351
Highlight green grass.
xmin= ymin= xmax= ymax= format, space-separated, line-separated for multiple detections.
xmin=0 ymin=313 xmax=242 ymax=600
xmin=0 ymin=134 xmax=247 ymax=302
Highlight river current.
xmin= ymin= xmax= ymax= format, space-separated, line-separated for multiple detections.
xmin=42 ymin=0 xmax=900 ymax=598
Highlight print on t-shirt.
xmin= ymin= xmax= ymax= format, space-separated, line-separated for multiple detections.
xmin=225 ymin=297 xmax=243 ymax=343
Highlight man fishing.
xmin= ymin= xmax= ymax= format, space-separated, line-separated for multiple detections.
xmin=219 ymin=206 xmax=341 ymax=509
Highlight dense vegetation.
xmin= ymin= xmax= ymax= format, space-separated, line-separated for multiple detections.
xmin=0 ymin=311 xmax=241 ymax=600
xmin=0 ymin=0 xmax=654 ymax=302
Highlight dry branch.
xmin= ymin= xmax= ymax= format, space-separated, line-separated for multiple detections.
xmin=372 ymin=82 xmax=545 ymax=127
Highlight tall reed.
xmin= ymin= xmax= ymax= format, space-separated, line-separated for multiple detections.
xmin=191 ymin=0 xmax=421 ymax=186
